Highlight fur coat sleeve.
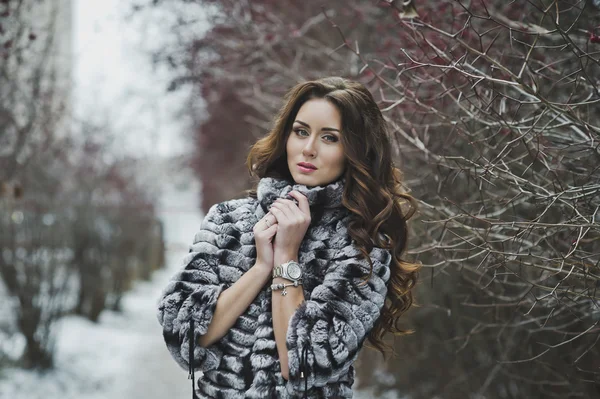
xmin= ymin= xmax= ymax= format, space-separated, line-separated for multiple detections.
xmin=156 ymin=202 xmax=228 ymax=373
xmin=285 ymin=245 xmax=392 ymax=392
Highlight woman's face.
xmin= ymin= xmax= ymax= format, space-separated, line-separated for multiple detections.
xmin=286 ymin=98 xmax=346 ymax=187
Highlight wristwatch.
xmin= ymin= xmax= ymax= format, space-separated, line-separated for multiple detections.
xmin=272 ymin=260 xmax=303 ymax=282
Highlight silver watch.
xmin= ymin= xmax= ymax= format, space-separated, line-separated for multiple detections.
xmin=272 ymin=260 xmax=303 ymax=282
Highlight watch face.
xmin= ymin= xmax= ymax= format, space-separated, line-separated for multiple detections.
xmin=288 ymin=263 xmax=302 ymax=279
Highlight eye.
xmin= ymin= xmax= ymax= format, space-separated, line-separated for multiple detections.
xmin=294 ymin=128 xmax=309 ymax=137
xmin=323 ymin=134 xmax=339 ymax=143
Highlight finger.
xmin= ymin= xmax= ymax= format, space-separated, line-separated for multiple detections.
xmin=263 ymin=218 xmax=271 ymax=229
xmin=256 ymin=212 xmax=275 ymax=231
xmin=265 ymin=213 xmax=277 ymax=227
xmin=257 ymin=226 xmax=278 ymax=245
xmin=275 ymin=199 xmax=306 ymax=224
xmin=273 ymin=200 xmax=306 ymax=226
xmin=274 ymin=198 xmax=298 ymax=214
xmin=288 ymin=191 xmax=310 ymax=216
xmin=258 ymin=216 xmax=277 ymax=235
xmin=265 ymin=223 xmax=278 ymax=240
xmin=268 ymin=205 xmax=290 ymax=223
xmin=271 ymin=201 xmax=298 ymax=220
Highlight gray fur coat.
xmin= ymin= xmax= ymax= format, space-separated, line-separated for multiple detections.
xmin=157 ymin=177 xmax=392 ymax=398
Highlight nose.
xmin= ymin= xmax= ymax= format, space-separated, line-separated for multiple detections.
xmin=302 ymin=137 xmax=317 ymax=158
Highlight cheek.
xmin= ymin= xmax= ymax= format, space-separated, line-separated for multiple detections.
xmin=325 ymin=148 xmax=346 ymax=171
xmin=285 ymin=138 xmax=294 ymax=158
xmin=286 ymin=136 xmax=300 ymax=155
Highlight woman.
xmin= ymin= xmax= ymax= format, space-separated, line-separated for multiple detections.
xmin=157 ymin=77 xmax=420 ymax=398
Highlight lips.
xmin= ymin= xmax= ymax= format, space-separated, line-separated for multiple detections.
xmin=297 ymin=162 xmax=317 ymax=174
xmin=297 ymin=162 xmax=317 ymax=170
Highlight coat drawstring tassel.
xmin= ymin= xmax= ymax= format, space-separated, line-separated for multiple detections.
xmin=188 ymin=319 xmax=197 ymax=399
xmin=300 ymin=344 xmax=309 ymax=399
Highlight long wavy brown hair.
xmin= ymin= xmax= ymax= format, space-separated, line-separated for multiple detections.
xmin=246 ymin=76 xmax=421 ymax=355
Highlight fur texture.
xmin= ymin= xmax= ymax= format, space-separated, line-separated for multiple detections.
xmin=157 ymin=177 xmax=392 ymax=398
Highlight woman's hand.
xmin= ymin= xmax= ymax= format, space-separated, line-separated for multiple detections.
xmin=253 ymin=212 xmax=278 ymax=272
xmin=268 ymin=191 xmax=311 ymax=264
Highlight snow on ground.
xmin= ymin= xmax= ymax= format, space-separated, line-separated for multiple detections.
xmin=0 ymin=271 xmax=191 ymax=399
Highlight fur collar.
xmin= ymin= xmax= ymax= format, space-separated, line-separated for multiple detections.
xmin=256 ymin=176 xmax=345 ymax=212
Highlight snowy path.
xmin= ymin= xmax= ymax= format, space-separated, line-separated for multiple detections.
xmin=0 ymin=267 xmax=197 ymax=399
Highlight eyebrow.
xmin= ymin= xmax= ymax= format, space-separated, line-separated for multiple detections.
xmin=294 ymin=120 xmax=340 ymax=133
